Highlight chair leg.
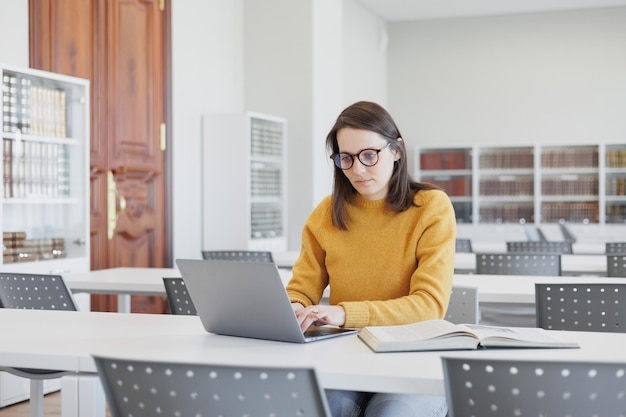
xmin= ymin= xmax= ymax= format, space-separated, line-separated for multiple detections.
xmin=30 ymin=379 xmax=44 ymax=417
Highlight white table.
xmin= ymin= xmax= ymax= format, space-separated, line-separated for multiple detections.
xmin=64 ymin=267 xmax=294 ymax=313
xmin=452 ymin=274 xmax=626 ymax=304
xmin=1 ymin=309 xmax=624 ymax=417
xmin=275 ymin=250 xmax=609 ymax=276
xmin=454 ymin=252 xmax=608 ymax=276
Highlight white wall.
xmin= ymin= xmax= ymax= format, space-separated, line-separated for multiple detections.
xmin=0 ymin=0 xmax=28 ymax=66
xmin=171 ymin=0 xmax=244 ymax=260
xmin=388 ymin=7 xmax=626 ymax=153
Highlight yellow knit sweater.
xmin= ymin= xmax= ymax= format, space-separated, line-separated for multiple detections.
xmin=286 ymin=189 xmax=456 ymax=329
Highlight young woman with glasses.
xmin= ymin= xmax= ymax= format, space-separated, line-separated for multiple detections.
xmin=286 ymin=101 xmax=455 ymax=417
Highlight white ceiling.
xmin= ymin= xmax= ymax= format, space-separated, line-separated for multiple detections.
xmin=354 ymin=0 xmax=626 ymax=21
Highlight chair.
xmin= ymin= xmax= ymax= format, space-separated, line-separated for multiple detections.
xmin=608 ymin=255 xmax=626 ymax=277
xmin=0 ymin=272 xmax=78 ymax=417
xmin=442 ymin=357 xmax=626 ymax=417
xmin=559 ymin=222 xmax=577 ymax=243
xmin=455 ymin=238 xmax=473 ymax=253
xmin=475 ymin=253 xmax=561 ymax=276
xmin=606 ymin=242 xmax=626 ymax=254
xmin=523 ymin=225 xmax=547 ymax=242
xmin=201 ymin=250 xmax=274 ymax=262
xmin=445 ymin=285 xmax=479 ymax=324
xmin=93 ymin=355 xmax=331 ymax=417
xmin=162 ymin=277 xmax=197 ymax=315
xmin=506 ymin=240 xmax=573 ymax=254
xmin=535 ymin=282 xmax=626 ymax=332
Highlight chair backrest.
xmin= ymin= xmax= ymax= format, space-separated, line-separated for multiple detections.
xmin=0 ymin=272 xmax=77 ymax=310
xmin=442 ymin=357 xmax=626 ymax=417
xmin=162 ymin=277 xmax=197 ymax=315
xmin=606 ymin=242 xmax=626 ymax=254
xmin=94 ymin=355 xmax=331 ymax=417
xmin=455 ymin=238 xmax=473 ymax=253
xmin=535 ymin=282 xmax=626 ymax=332
xmin=607 ymin=255 xmax=626 ymax=277
xmin=201 ymin=250 xmax=274 ymax=262
xmin=506 ymin=240 xmax=573 ymax=254
xmin=445 ymin=286 xmax=479 ymax=324
xmin=559 ymin=222 xmax=577 ymax=243
xmin=476 ymin=253 xmax=561 ymax=276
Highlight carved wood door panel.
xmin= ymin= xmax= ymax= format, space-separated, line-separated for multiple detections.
xmin=29 ymin=0 xmax=171 ymax=313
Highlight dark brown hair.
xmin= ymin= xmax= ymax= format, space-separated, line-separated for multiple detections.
xmin=326 ymin=101 xmax=438 ymax=230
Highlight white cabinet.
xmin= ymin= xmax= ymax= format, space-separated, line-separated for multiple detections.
xmin=1 ymin=64 xmax=90 ymax=407
xmin=201 ymin=112 xmax=287 ymax=252
xmin=414 ymin=142 xmax=626 ymax=226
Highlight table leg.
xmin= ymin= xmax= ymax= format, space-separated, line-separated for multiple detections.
xmin=117 ymin=294 xmax=131 ymax=313
xmin=61 ymin=375 xmax=105 ymax=417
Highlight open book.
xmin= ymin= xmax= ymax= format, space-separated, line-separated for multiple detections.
xmin=358 ymin=319 xmax=580 ymax=353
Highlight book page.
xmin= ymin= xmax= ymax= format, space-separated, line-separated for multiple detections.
xmin=367 ymin=319 xmax=472 ymax=343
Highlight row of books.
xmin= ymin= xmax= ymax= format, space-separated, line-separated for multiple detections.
xmin=423 ymin=177 xmax=471 ymax=197
xmin=2 ymin=72 xmax=68 ymax=137
xmin=541 ymin=149 xmax=598 ymax=169
xmin=251 ymin=205 xmax=282 ymax=239
xmin=250 ymin=120 xmax=283 ymax=158
xmin=2 ymin=139 xmax=70 ymax=199
xmin=250 ymin=166 xmax=281 ymax=197
xmin=3 ymin=231 xmax=67 ymax=264
xmin=479 ymin=150 xmax=533 ymax=170
xmin=541 ymin=202 xmax=599 ymax=223
xmin=479 ymin=178 xmax=533 ymax=197
xmin=420 ymin=150 xmax=472 ymax=170
xmin=606 ymin=149 xmax=626 ymax=168
xmin=479 ymin=204 xmax=534 ymax=223
xmin=607 ymin=177 xmax=626 ymax=196
xmin=606 ymin=204 xmax=626 ymax=222
xmin=542 ymin=176 xmax=598 ymax=196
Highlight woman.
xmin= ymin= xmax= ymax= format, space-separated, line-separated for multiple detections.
xmin=286 ymin=101 xmax=455 ymax=417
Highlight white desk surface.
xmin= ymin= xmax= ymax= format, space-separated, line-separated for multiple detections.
xmin=454 ymin=252 xmax=608 ymax=276
xmin=453 ymin=274 xmax=626 ymax=304
xmin=277 ymin=251 xmax=609 ymax=276
xmin=1 ymin=308 xmax=625 ymax=397
xmin=65 ymin=267 xmax=624 ymax=312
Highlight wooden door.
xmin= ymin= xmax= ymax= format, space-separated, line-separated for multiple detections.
xmin=29 ymin=0 xmax=172 ymax=313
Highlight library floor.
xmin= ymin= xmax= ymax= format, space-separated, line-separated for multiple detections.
xmin=0 ymin=392 xmax=112 ymax=417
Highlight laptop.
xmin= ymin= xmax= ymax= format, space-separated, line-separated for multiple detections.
xmin=175 ymin=258 xmax=358 ymax=343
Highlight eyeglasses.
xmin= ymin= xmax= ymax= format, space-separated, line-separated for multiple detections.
xmin=330 ymin=142 xmax=392 ymax=170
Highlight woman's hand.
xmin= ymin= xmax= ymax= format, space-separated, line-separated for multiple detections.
xmin=294 ymin=304 xmax=346 ymax=331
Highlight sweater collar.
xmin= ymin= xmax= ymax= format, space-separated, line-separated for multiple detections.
xmin=352 ymin=194 xmax=387 ymax=209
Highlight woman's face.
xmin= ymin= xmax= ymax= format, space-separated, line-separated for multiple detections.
xmin=336 ymin=128 xmax=398 ymax=201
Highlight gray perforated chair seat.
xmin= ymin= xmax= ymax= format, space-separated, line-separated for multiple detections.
xmin=442 ymin=357 xmax=626 ymax=417
xmin=506 ymin=240 xmax=573 ymax=254
xmin=201 ymin=250 xmax=274 ymax=262
xmin=476 ymin=253 xmax=561 ymax=276
xmin=535 ymin=283 xmax=626 ymax=332
xmin=162 ymin=277 xmax=197 ymax=315
xmin=94 ymin=356 xmax=331 ymax=417
xmin=608 ymin=255 xmax=626 ymax=277
xmin=445 ymin=286 xmax=480 ymax=324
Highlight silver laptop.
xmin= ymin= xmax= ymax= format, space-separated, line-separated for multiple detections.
xmin=175 ymin=258 xmax=358 ymax=343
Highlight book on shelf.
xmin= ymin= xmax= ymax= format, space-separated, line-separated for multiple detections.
xmin=358 ymin=319 xmax=579 ymax=353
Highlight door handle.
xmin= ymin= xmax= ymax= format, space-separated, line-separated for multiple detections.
xmin=107 ymin=171 xmax=127 ymax=240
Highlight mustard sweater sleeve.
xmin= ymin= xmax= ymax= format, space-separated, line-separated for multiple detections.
xmin=286 ymin=190 xmax=456 ymax=329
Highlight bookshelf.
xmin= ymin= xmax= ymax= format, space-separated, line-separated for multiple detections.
xmin=201 ymin=112 xmax=287 ymax=252
xmin=416 ymin=147 xmax=473 ymax=223
xmin=1 ymin=65 xmax=90 ymax=405
xmin=414 ymin=142 xmax=625 ymax=226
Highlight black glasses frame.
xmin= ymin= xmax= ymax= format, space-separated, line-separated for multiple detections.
xmin=330 ymin=142 xmax=392 ymax=170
